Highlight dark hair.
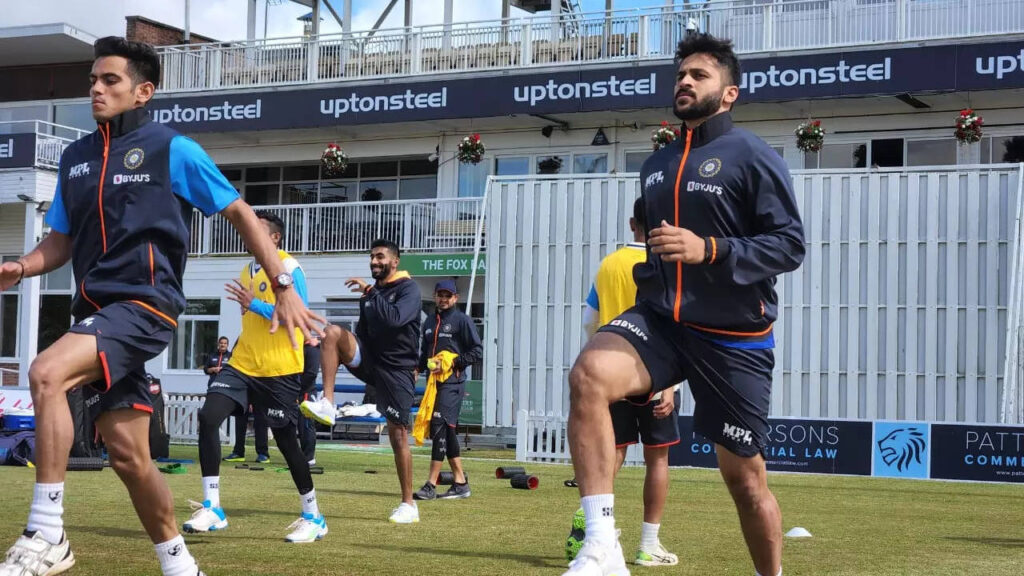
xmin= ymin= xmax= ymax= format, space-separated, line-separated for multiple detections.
xmin=218 ymin=336 xmax=229 ymax=342
xmin=371 ymin=238 xmax=400 ymax=258
xmin=254 ymin=210 xmax=285 ymax=242
xmin=632 ymin=197 xmax=646 ymax=229
xmin=675 ymin=33 xmax=741 ymax=87
xmin=94 ymin=36 xmax=161 ymax=87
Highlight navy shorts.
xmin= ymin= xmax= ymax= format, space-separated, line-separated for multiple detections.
xmin=597 ymin=304 xmax=774 ymax=458
xmin=347 ymin=346 xmax=415 ymax=428
xmin=610 ymin=388 xmax=681 ymax=448
xmin=209 ymin=365 xmax=302 ymax=428
xmin=69 ymin=301 xmax=174 ymax=420
xmin=432 ymin=381 xmax=465 ymax=428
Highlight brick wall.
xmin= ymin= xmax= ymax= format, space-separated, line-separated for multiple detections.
xmin=125 ymin=16 xmax=218 ymax=47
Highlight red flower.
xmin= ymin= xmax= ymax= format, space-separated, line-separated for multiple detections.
xmin=812 ymin=120 xmax=821 ymax=126
xmin=471 ymin=133 xmax=480 ymax=141
xmin=661 ymin=121 xmax=669 ymax=126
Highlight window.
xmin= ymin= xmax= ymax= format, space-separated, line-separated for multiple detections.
xmin=537 ymin=155 xmax=566 ymax=175
xmin=573 ymin=153 xmax=608 ymax=174
xmin=167 ymin=299 xmax=221 ymax=370
xmin=458 ymin=160 xmax=490 ymax=198
xmin=53 ymin=102 xmax=94 ymax=135
xmin=0 ymin=104 xmax=49 ymax=134
xmin=982 ymin=135 xmax=1024 ymax=163
xmin=906 ymin=139 xmax=956 ymax=166
xmin=871 ymin=138 xmax=904 ymax=167
xmin=235 ymin=159 xmax=437 ymax=204
xmin=0 ymin=294 xmax=16 ymax=358
xmin=495 ymin=156 xmax=530 ymax=176
xmin=805 ymin=142 xmax=867 ymax=169
xmin=623 ymin=151 xmax=647 ymax=173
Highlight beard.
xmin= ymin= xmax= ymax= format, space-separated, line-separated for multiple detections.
xmin=370 ymin=262 xmax=393 ymax=280
xmin=673 ymin=89 xmax=724 ymax=122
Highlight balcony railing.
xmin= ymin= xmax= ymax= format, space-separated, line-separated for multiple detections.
xmin=157 ymin=0 xmax=1024 ymax=93
xmin=0 ymin=121 xmax=89 ymax=170
xmin=189 ymin=197 xmax=484 ymax=256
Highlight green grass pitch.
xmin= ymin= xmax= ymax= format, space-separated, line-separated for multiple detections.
xmin=0 ymin=443 xmax=1021 ymax=575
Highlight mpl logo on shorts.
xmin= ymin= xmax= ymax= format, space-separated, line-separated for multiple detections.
xmin=686 ymin=181 xmax=724 ymax=195
xmin=722 ymin=423 xmax=754 ymax=445
xmin=267 ymin=409 xmax=285 ymax=419
xmin=608 ymin=319 xmax=648 ymax=341
xmin=112 ymin=173 xmax=151 ymax=185
xmin=873 ymin=421 xmax=929 ymax=479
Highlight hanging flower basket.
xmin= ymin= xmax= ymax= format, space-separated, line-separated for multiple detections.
xmin=537 ymin=156 xmax=563 ymax=174
xmin=651 ymin=121 xmax=681 ymax=151
xmin=955 ymin=109 xmax=983 ymax=145
xmin=795 ymin=120 xmax=825 ymax=153
xmin=321 ymin=143 xmax=348 ymax=178
xmin=457 ymin=133 xmax=486 ymax=164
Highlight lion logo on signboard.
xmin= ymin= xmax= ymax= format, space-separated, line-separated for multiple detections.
xmin=876 ymin=427 xmax=926 ymax=472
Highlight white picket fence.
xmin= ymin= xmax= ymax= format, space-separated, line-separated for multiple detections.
xmin=485 ymin=167 xmax=1024 ymax=462
xmin=164 ymin=393 xmax=236 ymax=444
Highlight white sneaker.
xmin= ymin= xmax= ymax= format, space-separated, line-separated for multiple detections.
xmin=300 ymin=398 xmax=336 ymax=426
xmin=182 ymin=500 xmax=228 ymax=533
xmin=635 ymin=542 xmax=678 ymax=566
xmin=0 ymin=530 xmax=75 ymax=576
xmin=284 ymin=513 xmax=328 ymax=543
xmin=388 ymin=502 xmax=420 ymax=524
xmin=562 ymin=536 xmax=630 ymax=576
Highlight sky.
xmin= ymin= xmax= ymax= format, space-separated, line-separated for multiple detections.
xmin=3 ymin=0 xmax=682 ymax=43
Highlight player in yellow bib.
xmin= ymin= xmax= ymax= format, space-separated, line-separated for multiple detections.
xmin=184 ymin=211 xmax=327 ymax=544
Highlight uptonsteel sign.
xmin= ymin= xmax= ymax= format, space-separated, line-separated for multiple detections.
xmin=147 ymin=40 xmax=1023 ymax=133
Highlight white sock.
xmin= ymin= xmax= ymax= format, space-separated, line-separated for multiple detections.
xmin=300 ymin=489 xmax=320 ymax=517
xmin=26 ymin=483 xmax=64 ymax=545
xmin=154 ymin=535 xmax=197 ymax=576
xmin=202 ymin=476 xmax=220 ymax=508
xmin=755 ymin=569 xmax=782 ymax=576
xmin=640 ymin=521 xmax=660 ymax=549
xmin=581 ymin=494 xmax=616 ymax=544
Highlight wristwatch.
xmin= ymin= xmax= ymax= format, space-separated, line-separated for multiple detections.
xmin=271 ymin=272 xmax=293 ymax=291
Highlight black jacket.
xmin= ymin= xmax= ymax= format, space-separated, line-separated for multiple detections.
xmin=355 ymin=274 xmax=422 ymax=369
xmin=636 ymin=112 xmax=805 ymax=343
xmin=418 ymin=306 xmax=483 ymax=383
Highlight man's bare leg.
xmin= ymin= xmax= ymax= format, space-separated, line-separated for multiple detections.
xmin=717 ymin=446 xmax=782 ymax=576
xmin=96 ymin=409 xmax=178 ymax=543
xmin=389 ymin=425 xmax=414 ymax=504
xmin=642 ymin=446 xmax=670 ymax=525
xmin=567 ymin=331 xmax=652 ymax=559
xmin=319 ymin=325 xmax=358 ymax=405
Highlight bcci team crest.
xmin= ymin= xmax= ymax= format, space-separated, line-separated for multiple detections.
xmin=443 ymin=324 xmax=452 ymax=333
xmin=259 ymin=282 xmax=268 ymax=292
xmin=123 ymin=148 xmax=145 ymax=170
xmin=698 ymin=158 xmax=721 ymax=178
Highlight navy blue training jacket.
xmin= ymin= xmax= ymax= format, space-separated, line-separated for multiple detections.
xmin=635 ymin=112 xmax=805 ymax=345
xmin=418 ymin=306 xmax=483 ymax=383
xmin=356 ymin=274 xmax=422 ymax=369
xmin=46 ymin=108 xmax=238 ymax=322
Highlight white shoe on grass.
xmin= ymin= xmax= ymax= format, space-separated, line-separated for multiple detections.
xmin=388 ymin=502 xmax=419 ymax=524
xmin=634 ymin=541 xmax=678 ymax=566
xmin=183 ymin=500 xmax=228 ymax=533
xmin=562 ymin=534 xmax=630 ymax=576
xmin=284 ymin=513 xmax=328 ymax=543
xmin=0 ymin=530 xmax=75 ymax=576
xmin=299 ymin=398 xmax=337 ymax=426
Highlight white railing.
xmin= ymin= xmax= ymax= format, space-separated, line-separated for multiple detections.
xmin=515 ymin=409 xmax=643 ymax=464
xmin=189 ymin=197 xmax=484 ymax=256
xmin=0 ymin=121 xmax=88 ymax=170
xmin=156 ymin=0 xmax=1024 ymax=93
xmin=165 ymin=393 xmax=235 ymax=444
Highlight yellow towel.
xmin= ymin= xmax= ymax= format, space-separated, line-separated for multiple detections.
xmin=413 ymin=350 xmax=459 ymax=445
